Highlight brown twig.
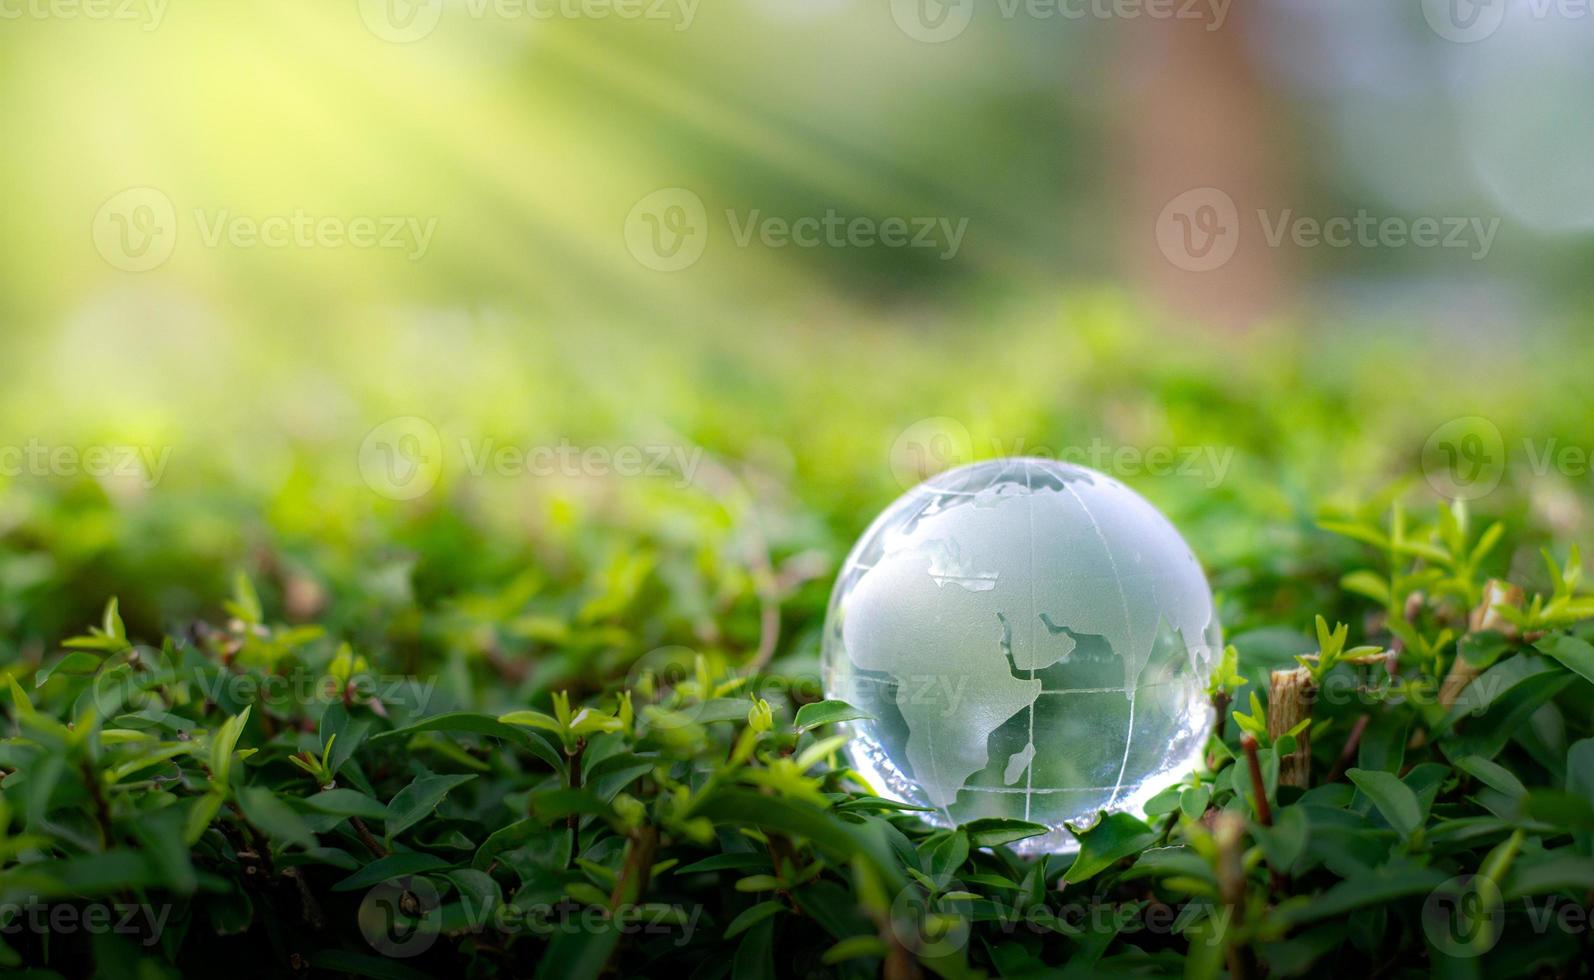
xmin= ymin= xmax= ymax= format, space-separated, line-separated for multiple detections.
xmin=1240 ymin=734 xmax=1272 ymax=827
xmin=608 ymin=824 xmax=660 ymax=909
xmin=1326 ymin=714 xmax=1371 ymax=784
xmin=350 ymin=816 xmax=388 ymax=858
xmin=227 ymin=801 xmax=279 ymax=877
xmin=1439 ymin=580 xmax=1523 ymax=710
xmin=1212 ymin=692 xmax=1232 ymax=744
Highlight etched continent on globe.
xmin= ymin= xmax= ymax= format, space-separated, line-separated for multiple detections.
xmin=822 ymin=458 xmax=1220 ymax=854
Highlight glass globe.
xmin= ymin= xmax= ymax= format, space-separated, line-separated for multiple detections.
xmin=822 ymin=458 xmax=1220 ymax=855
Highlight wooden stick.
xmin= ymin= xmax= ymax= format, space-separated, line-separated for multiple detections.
xmin=1439 ymin=580 xmax=1522 ymax=710
xmin=1267 ymin=666 xmax=1314 ymax=788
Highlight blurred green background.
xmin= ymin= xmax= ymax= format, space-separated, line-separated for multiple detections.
xmin=1 ymin=1 xmax=1592 ymax=671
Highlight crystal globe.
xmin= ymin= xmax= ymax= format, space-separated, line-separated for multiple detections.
xmin=822 ymin=458 xmax=1220 ymax=855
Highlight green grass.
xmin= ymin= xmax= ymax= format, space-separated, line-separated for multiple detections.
xmin=1 ymin=305 xmax=1593 ymax=978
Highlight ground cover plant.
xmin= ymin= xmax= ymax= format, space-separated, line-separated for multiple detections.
xmin=1 ymin=310 xmax=1593 ymax=978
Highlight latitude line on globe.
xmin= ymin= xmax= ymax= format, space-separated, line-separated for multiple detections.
xmin=842 ymin=674 xmax=1172 ymax=696
xmin=959 ymin=785 xmax=1127 ymax=794
xmin=848 ymin=561 xmax=1183 ymax=584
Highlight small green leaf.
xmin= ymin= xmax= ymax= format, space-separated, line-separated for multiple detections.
xmin=723 ymin=900 xmax=783 ymax=938
xmin=1536 ymin=634 xmax=1594 ymax=687
xmin=385 ymin=774 xmax=475 ymax=840
xmin=499 ymin=710 xmax=564 ymax=733
xmin=1180 ymin=785 xmax=1213 ymax=820
xmin=822 ymin=935 xmax=887 ymax=964
xmin=1065 ymin=811 xmax=1158 ymax=883
xmin=237 ymin=786 xmax=317 ymax=848
xmin=1275 ymin=867 xmax=1448 ymax=925
xmin=960 ymin=817 xmax=1049 ymax=848
xmin=304 ymin=788 xmax=391 ymax=820
xmin=1346 ymin=769 xmax=1424 ymax=840
xmin=1455 ymin=755 xmax=1526 ymax=799
xmin=332 ymin=853 xmax=451 ymax=892
xmin=793 ymin=699 xmax=874 ymax=732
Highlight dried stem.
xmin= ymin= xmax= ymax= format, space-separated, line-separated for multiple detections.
xmin=609 ymin=824 xmax=659 ymax=909
xmin=1267 ymin=666 xmax=1314 ymax=789
xmin=1439 ymin=580 xmax=1523 ymax=710
xmin=350 ymin=816 xmax=387 ymax=858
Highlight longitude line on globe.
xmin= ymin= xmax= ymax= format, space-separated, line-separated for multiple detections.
xmin=1062 ymin=479 xmax=1139 ymax=808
